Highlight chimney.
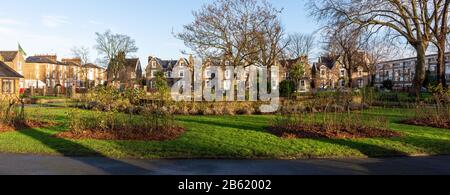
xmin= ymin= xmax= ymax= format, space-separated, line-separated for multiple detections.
xmin=188 ymin=54 xmax=194 ymax=66
xmin=35 ymin=54 xmax=57 ymax=62
xmin=62 ymin=57 xmax=82 ymax=65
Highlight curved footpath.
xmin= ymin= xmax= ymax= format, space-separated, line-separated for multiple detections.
xmin=1 ymin=153 xmax=450 ymax=175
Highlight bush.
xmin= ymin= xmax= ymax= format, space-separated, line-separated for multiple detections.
xmin=0 ymin=95 xmax=26 ymax=129
xmin=280 ymin=80 xmax=295 ymax=98
xmin=382 ymin=80 xmax=394 ymax=90
xmin=80 ymin=86 xmax=146 ymax=111
xmin=403 ymin=84 xmax=450 ymax=129
xmin=64 ymin=106 xmax=183 ymax=141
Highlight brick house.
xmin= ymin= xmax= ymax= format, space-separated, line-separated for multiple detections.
xmin=25 ymin=55 xmax=105 ymax=94
xmin=278 ymin=56 xmax=313 ymax=92
xmin=61 ymin=58 xmax=106 ymax=88
xmin=145 ymin=56 xmax=193 ymax=91
xmin=108 ymin=58 xmax=143 ymax=89
xmin=0 ymin=61 xmax=23 ymax=95
xmin=312 ymin=53 xmax=370 ymax=90
xmin=375 ymin=53 xmax=450 ymax=90
xmin=0 ymin=51 xmax=26 ymax=91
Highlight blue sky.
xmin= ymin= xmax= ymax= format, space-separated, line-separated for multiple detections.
xmin=0 ymin=0 xmax=319 ymax=66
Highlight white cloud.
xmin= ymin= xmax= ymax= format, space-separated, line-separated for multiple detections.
xmin=0 ymin=18 xmax=22 ymax=26
xmin=41 ymin=15 xmax=70 ymax=28
xmin=88 ymin=20 xmax=103 ymax=25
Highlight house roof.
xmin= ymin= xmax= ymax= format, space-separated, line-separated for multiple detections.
xmin=317 ymin=56 xmax=338 ymax=70
xmin=0 ymin=51 xmax=18 ymax=62
xmin=126 ymin=58 xmax=139 ymax=67
xmin=279 ymin=56 xmax=308 ymax=69
xmin=0 ymin=61 xmax=24 ymax=78
xmin=148 ymin=56 xmax=178 ymax=71
xmin=26 ymin=56 xmax=58 ymax=64
xmin=83 ymin=63 xmax=104 ymax=69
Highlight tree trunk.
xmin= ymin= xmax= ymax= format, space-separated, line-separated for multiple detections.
xmin=413 ymin=43 xmax=427 ymax=98
xmin=347 ymin=66 xmax=353 ymax=88
xmin=436 ymin=41 xmax=446 ymax=87
xmin=370 ymin=72 xmax=376 ymax=87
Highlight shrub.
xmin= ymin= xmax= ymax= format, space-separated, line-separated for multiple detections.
xmin=403 ymin=84 xmax=450 ymax=129
xmin=0 ymin=95 xmax=26 ymax=129
xmin=280 ymin=80 xmax=295 ymax=98
xmin=64 ymin=106 xmax=183 ymax=141
xmin=382 ymin=80 xmax=394 ymax=90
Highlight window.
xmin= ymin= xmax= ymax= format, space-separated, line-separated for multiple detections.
xmin=152 ymin=71 xmax=158 ymax=77
xmin=224 ymin=80 xmax=231 ymax=90
xmin=2 ymin=79 xmax=14 ymax=93
xmin=358 ymin=79 xmax=364 ymax=88
xmin=179 ymin=70 xmax=185 ymax=77
xmin=340 ymin=70 xmax=345 ymax=77
xmin=339 ymin=80 xmax=345 ymax=87
xmin=18 ymin=61 xmax=22 ymax=70
xmin=321 ymin=70 xmax=326 ymax=77
xmin=225 ymin=70 xmax=231 ymax=79
xmin=300 ymin=80 xmax=305 ymax=87
xmin=152 ymin=61 xmax=156 ymax=68
xmin=394 ymin=71 xmax=400 ymax=81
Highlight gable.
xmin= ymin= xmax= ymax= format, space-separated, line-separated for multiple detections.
xmin=0 ymin=51 xmax=18 ymax=62
xmin=0 ymin=61 xmax=23 ymax=78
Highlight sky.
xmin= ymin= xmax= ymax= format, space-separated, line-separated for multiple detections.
xmin=0 ymin=0 xmax=319 ymax=67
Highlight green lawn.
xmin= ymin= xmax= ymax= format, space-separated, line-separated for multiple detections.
xmin=0 ymin=106 xmax=449 ymax=159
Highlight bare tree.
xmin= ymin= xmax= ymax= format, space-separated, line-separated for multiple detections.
xmin=310 ymin=0 xmax=443 ymax=96
xmin=95 ymin=30 xmax=138 ymax=85
xmin=431 ymin=0 xmax=450 ymax=86
xmin=71 ymin=46 xmax=91 ymax=88
xmin=71 ymin=46 xmax=90 ymax=65
xmin=284 ymin=33 xmax=315 ymax=59
xmin=176 ymin=0 xmax=284 ymax=67
xmin=363 ymin=35 xmax=402 ymax=86
xmin=250 ymin=7 xmax=287 ymax=68
xmin=324 ymin=23 xmax=366 ymax=88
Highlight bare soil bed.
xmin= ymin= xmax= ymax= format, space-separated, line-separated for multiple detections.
xmin=267 ymin=124 xmax=403 ymax=139
xmin=57 ymin=127 xmax=186 ymax=141
xmin=402 ymin=118 xmax=450 ymax=130
xmin=0 ymin=120 xmax=56 ymax=132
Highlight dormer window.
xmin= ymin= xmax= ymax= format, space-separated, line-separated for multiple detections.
xmin=225 ymin=70 xmax=231 ymax=79
xmin=179 ymin=70 xmax=185 ymax=77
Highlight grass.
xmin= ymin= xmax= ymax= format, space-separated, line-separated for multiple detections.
xmin=31 ymin=96 xmax=68 ymax=100
xmin=0 ymin=106 xmax=449 ymax=159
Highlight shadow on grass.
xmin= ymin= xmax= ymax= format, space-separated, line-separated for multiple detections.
xmin=17 ymin=127 xmax=152 ymax=174
xmin=397 ymin=135 xmax=450 ymax=155
xmin=177 ymin=117 xmax=267 ymax=132
xmin=316 ymin=139 xmax=408 ymax=157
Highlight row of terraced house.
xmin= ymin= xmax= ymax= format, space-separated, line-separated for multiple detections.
xmin=374 ymin=53 xmax=450 ymax=90
xmin=0 ymin=48 xmax=106 ymax=95
xmin=143 ymin=51 xmax=372 ymax=93
xmin=3 ymin=45 xmax=449 ymax=96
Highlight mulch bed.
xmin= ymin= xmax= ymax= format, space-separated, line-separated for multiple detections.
xmin=0 ymin=120 xmax=56 ymax=132
xmin=402 ymin=118 xmax=450 ymax=130
xmin=56 ymin=127 xmax=186 ymax=141
xmin=267 ymin=124 xmax=403 ymax=139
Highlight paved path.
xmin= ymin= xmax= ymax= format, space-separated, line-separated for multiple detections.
xmin=0 ymin=153 xmax=449 ymax=175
